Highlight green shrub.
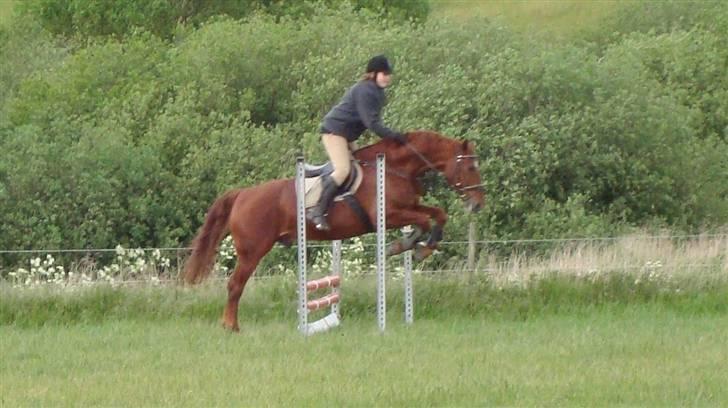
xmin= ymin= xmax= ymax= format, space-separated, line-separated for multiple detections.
xmin=16 ymin=0 xmax=430 ymax=39
xmin=1 ymin=4 xmax=727 ymax=265
xmin=581 ymin=0 xmax=727 ymax=46
xmin=0 ymin=16 xmax=67 ymax=116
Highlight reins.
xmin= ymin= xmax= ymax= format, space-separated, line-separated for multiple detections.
xmin=405 ymin=143 xmax=438 ymax=172
xmin=357 ymin=139 xmax=485 ymax=195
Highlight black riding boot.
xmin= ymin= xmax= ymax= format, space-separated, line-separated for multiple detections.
xmin=306 ymin=175 xmax=339 ymax=231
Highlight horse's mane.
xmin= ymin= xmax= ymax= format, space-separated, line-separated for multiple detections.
xmin=353 ymin=130 xmax=453 ymax=163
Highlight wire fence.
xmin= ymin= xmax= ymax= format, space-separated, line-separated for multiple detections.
xmin=2 ymin=233 xmax=726 ymax=254
xmin=1 ymin=233 xmax=726 ymax=288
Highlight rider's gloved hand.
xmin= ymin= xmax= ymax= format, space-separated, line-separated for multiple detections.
xmin=390 ymin=132 xmax=407 ymax=145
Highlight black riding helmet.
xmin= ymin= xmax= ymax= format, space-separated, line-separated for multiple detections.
xmin=366 ymin=55 xmax=393 ymax=74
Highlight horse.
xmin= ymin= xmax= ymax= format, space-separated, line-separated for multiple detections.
xmin=183 ymin=130 xmax=485 ymax=331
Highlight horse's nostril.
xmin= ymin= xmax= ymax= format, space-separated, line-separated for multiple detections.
xmin=472 ymin=203 xmax=482 ymax=212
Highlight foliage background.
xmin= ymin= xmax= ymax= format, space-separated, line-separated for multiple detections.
xmin=1 ymin=0 xmax=727 ymax=269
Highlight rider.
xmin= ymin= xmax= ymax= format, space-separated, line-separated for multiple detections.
xmin=307 ymin=55 xmax=407 ymax=231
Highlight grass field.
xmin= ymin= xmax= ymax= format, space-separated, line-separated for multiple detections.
xmin=2 ymin=240 xmax=727 ymax=406
xmin=2 ymin=308 xmax=727 ymax=406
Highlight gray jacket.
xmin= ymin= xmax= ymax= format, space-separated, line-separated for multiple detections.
xmin=320 ymin=80 xmax=399 ymax=142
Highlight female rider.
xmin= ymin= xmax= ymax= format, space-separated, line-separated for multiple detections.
xmin=307 ymin=55 xmax=406 ymax=231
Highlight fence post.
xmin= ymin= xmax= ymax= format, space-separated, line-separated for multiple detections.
xmin=467 ymin=221 xmax=477 ymax=277
xmin=296 ymin=158 xmax=308 ymax=335
xmin=331 ymin=239 xmax=341 ymax=320
xmin=404 ymin=244 xmax=413 ymax=325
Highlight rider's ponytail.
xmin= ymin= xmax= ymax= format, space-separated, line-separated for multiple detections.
xmin=360 ymin=72 xmax=376 ymax=81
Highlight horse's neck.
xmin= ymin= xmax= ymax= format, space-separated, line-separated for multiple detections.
xmin=402 ymin=142 xmax=451 ymax=174
xmin=354 ymin=138 xmax=452 ymax=176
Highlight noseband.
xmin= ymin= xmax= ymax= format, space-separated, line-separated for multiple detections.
xmin=405 ymin=144 xmax=485 ymax=198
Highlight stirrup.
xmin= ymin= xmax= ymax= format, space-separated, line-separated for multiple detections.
xmin=306 ymin=211 xmax=330 ymax=231
xmin=306 ymin=175 xmax=338 ymax=231
xmin=306 ymin=203 xmax=331 ymax=230
xmin=314 ymin=217 xmax=330 ymax=231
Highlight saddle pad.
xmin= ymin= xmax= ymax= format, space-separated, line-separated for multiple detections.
xmin=304 ymin=161 xmax=364 ymax=208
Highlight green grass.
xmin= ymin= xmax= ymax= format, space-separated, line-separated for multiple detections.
xmin=430 ymin=0 xmax=631 ymax=38
xmin=1 ymin=275 xmax=727 ymax=405
xmin=3 ymin=272 xmax=728 ymax=327
xmin=0 ymin=0 xmax=16 ymax=26
xmin=2 ymin=309 xmax=727 ymax=406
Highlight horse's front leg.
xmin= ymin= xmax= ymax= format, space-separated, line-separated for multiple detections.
xmin=410 ymin=204 xmax=447 ymax=261
xmin=386 ymin=225 xmax=427 ymax=256
xmin=385 ymin=209 xmax=432 ymax=257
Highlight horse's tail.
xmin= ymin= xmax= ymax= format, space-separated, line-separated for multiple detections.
xmin=183 ymin=189 xmax=240 ymax=284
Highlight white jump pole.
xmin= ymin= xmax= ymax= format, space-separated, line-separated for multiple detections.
xmin=296 ymin=158 xmax=341 ymax=336
xmin=404 ymin=236 xmax=414 ymax=325
xmin=297 ymin=154 xmax=404 ymax=334
xmin=331 ymin=239 xmax=342 ymax=320
xmin=296 ymin=158 xmax=308 ymax=335
xmin=376 ymin=153 xmax=386 ymax=332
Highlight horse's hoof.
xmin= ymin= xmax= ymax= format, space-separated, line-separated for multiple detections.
xmin=386 ymin=242 xmax=404 ymax=257
xmin=414 ymin=244 xmax=434 ymax=262
xmin=221 ymin=321 xmax=240 ymax=333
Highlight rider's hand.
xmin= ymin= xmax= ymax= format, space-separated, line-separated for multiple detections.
xmin=391 ymin=132 xmax=407 ymax=145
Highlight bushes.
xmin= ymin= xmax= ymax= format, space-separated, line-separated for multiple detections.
xmin=582 ymin=0 xmax=727 ymax=46
xmin=1 ymin=4 xmax=727 ymax=262
xmin=16 ymin=0 xmax=430 ymax=39
xmin=0 ymin=16 xmax=67 ymax=115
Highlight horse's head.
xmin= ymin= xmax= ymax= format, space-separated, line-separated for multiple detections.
xmin=442 ymin=139 xmax=485 ymax=213
xmin=359 ymin=131 xmax=486 ymax=212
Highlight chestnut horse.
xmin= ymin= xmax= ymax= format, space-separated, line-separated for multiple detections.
xmin=183 ymin=130 xmax=485 ymax=331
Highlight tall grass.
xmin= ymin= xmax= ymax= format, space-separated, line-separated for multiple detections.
xmin=2 ymin=271 xmax=727 ymax=328
xmin=475 ymin=232 xmax=728 ymax=286
xmin=1 ymin=233 xmax=726 ymax=327
xmin=3 ymin=233 xmax=726 ymax=285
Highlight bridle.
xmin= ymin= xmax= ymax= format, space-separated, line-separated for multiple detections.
xmin=405 ymin=144 xmax=485 ymax=198
xmin=453 ymin=154 xmax=486 ymax=198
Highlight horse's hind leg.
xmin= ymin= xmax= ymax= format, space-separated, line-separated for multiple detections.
xmin=221 ymin=240 xmax=273 ymax=332
xmin=221 ymin=258 xmax=256 ymax=332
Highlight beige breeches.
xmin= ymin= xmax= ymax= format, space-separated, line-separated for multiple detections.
xmin=322 ymin=133 xmax=355 ymax=185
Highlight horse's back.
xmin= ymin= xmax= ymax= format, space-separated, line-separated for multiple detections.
xmin=228 ymin=178 xmax=296 ymax=242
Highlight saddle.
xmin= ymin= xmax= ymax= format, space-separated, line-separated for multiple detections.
xmin=302 ymin=160 xmax=364 ymax=208
xmin=302 ymin=160 xmax=373 ymax=232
